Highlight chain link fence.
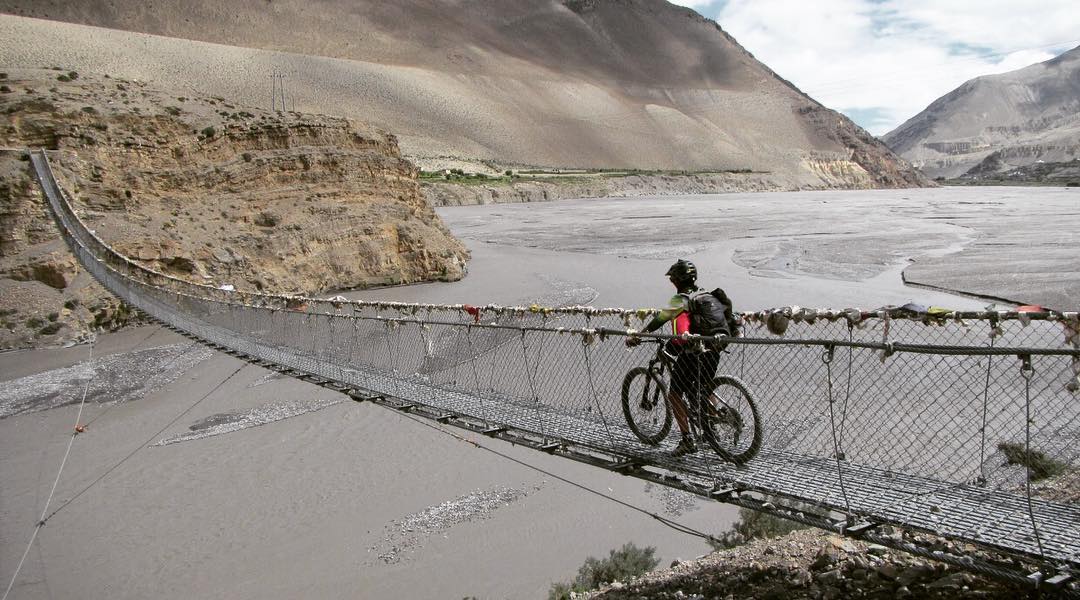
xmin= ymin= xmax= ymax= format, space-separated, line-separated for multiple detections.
xmin=33 ymin=151 xmax=1080 ymax=570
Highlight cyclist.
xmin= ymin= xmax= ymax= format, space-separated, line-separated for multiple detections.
xmin=626 ymin=259 xmax=722 ymax=456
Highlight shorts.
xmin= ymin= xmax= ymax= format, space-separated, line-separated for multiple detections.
xmin=670 ymin=350 xmax=721 ymax=398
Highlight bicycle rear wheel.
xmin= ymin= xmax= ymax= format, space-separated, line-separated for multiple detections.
xmin=700 ymin=375 xmax=762 ymax=464
xmin=621 ymin=367 xmax=672 ymax=445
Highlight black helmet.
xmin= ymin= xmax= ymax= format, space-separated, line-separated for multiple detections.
xmin=666 ymin=259 xmax=697 ymax=284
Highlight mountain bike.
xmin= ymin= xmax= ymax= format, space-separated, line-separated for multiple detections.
xmin=621 ymin=339 xmax=761 ymax=464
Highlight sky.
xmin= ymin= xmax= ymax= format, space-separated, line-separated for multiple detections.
xmin=670 ymin=0 xmax=1080 ymax=135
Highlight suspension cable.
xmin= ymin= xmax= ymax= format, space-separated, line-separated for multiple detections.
xmin=978 ymin=334 xmax=996 ymax=486
xmin=823 ymin=345 xmax=853 ymax=518
xmin=582 ymin=342 xmax=620 ymax=450
xmin=391 ymin=408 xmax=724 ymax=545
xmin=36 ymin=361 xmax=248 ymax=528
xmin=1019 ymin=355 xmax=1046 ymax=557
xmin=3 ymin=339 xmax=96 ymax=600
xmin=520 ymin=329 xmax=549 ymax=442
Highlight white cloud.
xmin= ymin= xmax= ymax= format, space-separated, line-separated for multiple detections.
xmin=703 ymin=0 xmax=1080 ymax=135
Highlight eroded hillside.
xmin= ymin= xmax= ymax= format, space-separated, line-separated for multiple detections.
xmin=0 ymin=3 xmax=927 ymax=188
xmin=0 ymin=69 xmax=468 ymax=348
xmin=884 ymin=45 xmax=1080 ymax=181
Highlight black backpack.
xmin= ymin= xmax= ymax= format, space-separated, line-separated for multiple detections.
xmin=683 ymin=288 xmax=739 ymax=338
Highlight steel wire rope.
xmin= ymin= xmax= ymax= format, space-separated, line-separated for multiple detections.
xmin=3 ymin=339 xmax=95 ymax=600
xmin=520 ymin=329 xmax=550 ymax=442
xmin=836 ymin=324 xmax=855 ymax=459
xmin=1020 ymin=356 xmax=1047 ymax=558
xmin=978 ymin=333 xmax=997 ymax=486
xmin=463 ymin=323 xmax=491 ymax=427
xmin=390 ymin=407 xmax=725 ymax=546
xmin=35 ymin=361 xmax=248 ymax=530
xmin=84 ymin=338 xmax=201 ymax=428
xmin=822 ymin=345 xmax=854 ymax=519
xmin=581 ymin=342 xmax=620 ymax=452
xmin=382 ymin=319 xmax=404 ymax=400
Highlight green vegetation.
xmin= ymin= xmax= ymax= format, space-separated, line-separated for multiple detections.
xmin=25 ymin=317 xmax=44 ymax=329
xmin=0 ymin=86 xmax=11 ymax=94
xmin=200 ymin=126 xmax=216 ymax=139
xmin=548 ymin=542 xmax=659 ymax=600
xmin=709 ymin=501 xmax=812 ymax=550
xmin=419 ymin=166 xmax=761 ymax=186
xmin=63 ymin=299 xmax=80 ymax=310
xmin=164 ymin=106 xmax=182 ymax=116
xmin=38 ymin=323 xmax=62 ymax=336
xmin=998 ymin=442 xmax=1068 ymax=481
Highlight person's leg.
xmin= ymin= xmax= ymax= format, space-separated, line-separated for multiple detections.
xmin=670 ymin=354 xmax=697 ymax=455
xmin=669 ymin=390 xmax=689 ymax=434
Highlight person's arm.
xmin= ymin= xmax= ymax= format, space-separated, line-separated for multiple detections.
xmin=642 ymin=295 xmax=688 ymax=333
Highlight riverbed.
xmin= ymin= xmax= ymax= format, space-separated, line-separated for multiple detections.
xmin=1 ymin=187 xmax=1075 ymax=599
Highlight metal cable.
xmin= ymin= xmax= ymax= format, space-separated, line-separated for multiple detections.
xmin=823 ymin=345 xmax=853 ymax=517
xmin=3 ymin=340 xmax=95 ymax=600
xmin=1020 ymin=355 xmax=1047 ymax=557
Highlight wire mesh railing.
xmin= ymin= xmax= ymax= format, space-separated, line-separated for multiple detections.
xmin=31 ymin=151 xmax=1080 ymax=575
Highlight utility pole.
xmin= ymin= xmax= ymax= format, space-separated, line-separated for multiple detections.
xmin=270 ymin=71 xmax=287 ymax=112
xmin=279 ymin=73 xmax=287 ymax=112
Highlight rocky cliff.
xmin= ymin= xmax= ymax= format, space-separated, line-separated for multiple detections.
xmin=0 ymin=69 xmax=468 ymax=348
xmin=883 ymin=45 xmax=1080 ymax=180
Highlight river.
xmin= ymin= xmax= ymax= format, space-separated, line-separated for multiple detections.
xmin=1 ymin=187 xmax=1075 ymax=599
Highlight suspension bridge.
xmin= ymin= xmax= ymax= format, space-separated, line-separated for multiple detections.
xmin=28 ymin=150 xmax=1080 ymax=591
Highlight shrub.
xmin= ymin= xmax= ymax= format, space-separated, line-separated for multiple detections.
xmin=68 ymin=71 xmax=79 ymax=80
xmin=710 ymin=502 xmax=811 ymax=550
xmin=998 ymin=442 xmax=1068 ymax=481
xmin=63 ymin=299 xmax=80 ymax=310
xmin=0 ymin=73 xmax=7 ymax=79
xmin=242 ymin=152 xmax=253 ymax=162
xmin=25 ymin=317 xmax=44 ymax=329
xmin=1066 ymin=181 xmax=1079 ymax=188
xmin=39 ymin=323 xmax=62 ymax=335
xmin=164 ymin=106 xmax=181 ymax=116
xmin=81 ymin=106 xmax=96 ymax=114
xmin=47 ymin=312 xmax=59 ymax=322
xmin=504 ymin=169 xmax=513 ymax=176
xmin=0 ymin=86 xmax=10 ymax=94
xmin=548 ymin=543 xmax=658 ymax=599
xmin=56 ymin=74 xmax=70 ymax=82
xmin=201 ymin=126 xmax=216 ymax=138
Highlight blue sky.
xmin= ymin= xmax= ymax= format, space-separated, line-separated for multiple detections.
xmin=670 ymin=0 xmax=1080 ymax=135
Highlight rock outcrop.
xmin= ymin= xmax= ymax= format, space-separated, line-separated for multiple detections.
xmin=0 ymin=69 xmax=468 ymax=348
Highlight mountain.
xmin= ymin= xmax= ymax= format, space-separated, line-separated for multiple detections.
xmin=0 ymin=0 xmax=926 ymax=188
xmin=883 ymin=46 xmax=1080 ymax=181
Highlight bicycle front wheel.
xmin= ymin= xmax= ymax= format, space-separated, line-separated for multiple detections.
xmin=701 ymin=375 xmax=762 ymax=464
xmin=621 ymin=367 xmax=672 ymax=445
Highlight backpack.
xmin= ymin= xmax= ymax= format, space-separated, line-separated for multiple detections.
xmin=683 ymin=288 xmax=739 ymax=338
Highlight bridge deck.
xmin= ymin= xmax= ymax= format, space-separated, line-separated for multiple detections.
xmin=31 ymin=150 xmax=1080 ymax=582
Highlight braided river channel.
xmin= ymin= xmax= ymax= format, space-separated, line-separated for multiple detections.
xmin=1 ymin=187 xmax=1076 ymax=599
